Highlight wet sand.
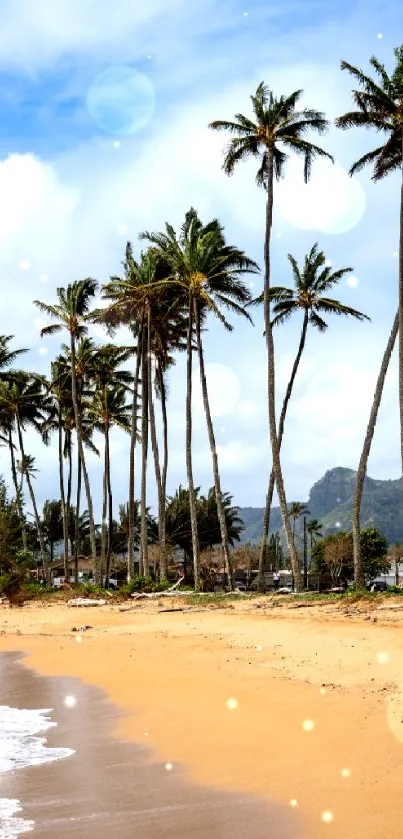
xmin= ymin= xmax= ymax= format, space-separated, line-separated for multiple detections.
xmin=1 ymin=651 xmax=300 ymax=838
xmin=2 ymin=597 xmax=403 ymax=837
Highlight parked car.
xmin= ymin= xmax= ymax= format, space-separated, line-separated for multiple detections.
xmin=367 ymin=579 xmax=389 ymax=592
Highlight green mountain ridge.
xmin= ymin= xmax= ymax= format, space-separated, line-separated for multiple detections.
xmin=238 ymin=467 xmax=403 ymax=546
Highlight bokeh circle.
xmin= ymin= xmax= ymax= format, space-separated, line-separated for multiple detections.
xmin=86 ymin=66 xmax=155 ymax=136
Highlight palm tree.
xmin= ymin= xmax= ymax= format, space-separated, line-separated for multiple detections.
xmin=140 ymin=208 xmax=257 ymax=591
xmin=307 ymin=518 xmax=323 ymax=557
xmin=288 ymin=502 xmax=310 ymax=542
xmin=351 ymin=313 xmax=398 ymax=587
xmin=88 ymin=382 xmax=131 ymax=585
xmin=44 ymin=358 xmax=75 ymax=578
xmin=87 ymin=342 xmax=133 ymax=581
xmin=250 ymin=244 xmax=369 ymax=590
xmin=3 ymin=373 xmax=51 ymax=571
xmin=33 ymin=280 xmax=100 ymax=581
xmin=96 ymin=245 xmax=179 ymax=580
xmin=17 ymin=454 xmax=47 ymax=573
xmin=0 ymin=336 xmax=28 ymax=543
xmin=209 ymin=82 xmax=334 ymax=591
xmin=335 ymin=47 xmax=403 ymax=586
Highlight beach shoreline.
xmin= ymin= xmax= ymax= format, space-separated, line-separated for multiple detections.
xmin=1 ymin=597 xmax=403 ymax=838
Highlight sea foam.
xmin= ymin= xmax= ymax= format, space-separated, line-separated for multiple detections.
xmin=0 ymin=705 xmax=75 ymax=837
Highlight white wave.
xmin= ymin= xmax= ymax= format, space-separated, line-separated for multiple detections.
xmin=0 ymin=706 xmax=75 ymax=772
xmin=0 ymin=706 xmax=75 ymax=837
xmin=0 ymin=799 xmax=34 ymax=838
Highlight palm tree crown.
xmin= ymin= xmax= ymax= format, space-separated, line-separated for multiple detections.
xmin=251 ymin=243 xmax=370 ymax=330
xmin=209 ymin=82 xmax=334 ymax=185
xmin=335 ymin=46 xmax=403 ymax=179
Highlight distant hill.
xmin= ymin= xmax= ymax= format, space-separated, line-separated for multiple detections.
xmin=237 ymin=467 xmax=403 ymax=546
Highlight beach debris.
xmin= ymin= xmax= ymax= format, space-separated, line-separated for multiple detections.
xmin=67 ymin=598 xmax=107 ymax=607
xmin=302 ymin=719 xmax=315 ymax=731
xmin=64 ymin=695 xmax=77 ymax=708
xmin=226 ymin=698 xmax=239 ymax=710
xmin=70 ymin=625 xmax=93 ymax=632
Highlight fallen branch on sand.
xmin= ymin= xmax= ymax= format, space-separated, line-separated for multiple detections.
xmin=67 ymin=598 xmax=107 ymax=607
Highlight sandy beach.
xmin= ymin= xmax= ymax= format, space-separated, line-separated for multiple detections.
xmin=2 ymin=595 xmax=403 ymax=838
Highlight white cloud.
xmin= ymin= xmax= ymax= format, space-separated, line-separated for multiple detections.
xmin=193 ymin=364 xmax=242 ymax=419
xmin=275 ymin=157 xmax=366 ymax=235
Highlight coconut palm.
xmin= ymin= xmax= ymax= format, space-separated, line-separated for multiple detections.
xmin=96 ymin=245 xmax=182 ymax=580
xmin=0 ymin=335 xmax=27 ymax=381
xmin=43 ymin=358 xmax=75 ymax=578
xmin=351 ymin=313 xmax=398 ymax=587
xmin=33 ymin=280 xmax=100 ymax=580
xmin=250 ymin=244 xmax=369 ymax=590
xmin=0 ymin=337 xmax=28 ymax=542
xmin=288 ymin=502 xmax=310 ymax=542
xmin=209 ymin=82 xmax=334 ymax=591
xmin=307 ymin=518 xmax=323 ymax=556
xmin=17 ymin=455 xmax=47 ymax=572
xmin=0 ymin=374 xmax=50 ymax=573
xmin=87 ymin=382 xmax=132 ymax=585
xmin=140 ymin=208 xmax=257 ymax=591
xmin=335 ymin=47 xmax=403 ymax=586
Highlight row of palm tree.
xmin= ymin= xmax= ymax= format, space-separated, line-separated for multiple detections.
xmin=1 ymin=45 xmax=402 ymax=591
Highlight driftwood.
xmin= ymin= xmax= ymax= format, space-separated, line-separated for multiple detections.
xmin=67 ymin=598 xmax=107 ymax=607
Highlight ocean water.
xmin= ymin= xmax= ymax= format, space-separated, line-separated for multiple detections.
xmin=0 ymin=705 xmax=75 ymax=838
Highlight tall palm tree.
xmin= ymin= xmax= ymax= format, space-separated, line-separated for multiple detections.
xmin=351 ymin=313 xmax=398 ymax=587
xmin=306 ymin=518 xmax=323 ymax=556
xmin=96 ymin=245 xmax=179 ymax=580
xmin=140 ymin=208 xmax=257 ymax=591
xmin=0 ymin=336 xmax=28 ymax=543
xmin=288 ymin=502 xmax=310 ymax=542
xmin=250 ymin=244 xmax=369 ymax=590
xmin=16 ymin=454 xmax=47 ymax=574
xmin=87 ymin=382 xmax=131 ymax=585
xmin=335 ymin=47 xmax=403 ymax=586
xmin=209 ymin=82 xmax=334 ymax=591
xmin=44 ymin=358 xmax=74 ymax=578
xmin=33 ymin=280 xmax=100 ymax=581
xmin=0 ymin=374 xmax=50 ymax=572
xmin=88 ymin=342 xmax=133 ymax=578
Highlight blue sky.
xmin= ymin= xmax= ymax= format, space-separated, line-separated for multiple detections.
xmin=0 ymin=0 xmax=402 ymax=519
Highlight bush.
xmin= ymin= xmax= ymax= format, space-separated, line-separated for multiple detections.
xmin=121 ymin=576 xmax=172 ymax=596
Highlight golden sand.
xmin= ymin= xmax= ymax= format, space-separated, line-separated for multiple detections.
xmin=1 ymin=596 xmax=403 ymax=838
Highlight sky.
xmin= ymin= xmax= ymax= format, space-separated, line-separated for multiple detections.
xmin=0 ymin=0 xmax=402 ymax=520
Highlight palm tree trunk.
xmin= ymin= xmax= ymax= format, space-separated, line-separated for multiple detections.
xmin=66 ymin=432 xmax=73 ymax=556
xmin=70 ymin=334 xmax=98 ymax=582
xmin=263 ymin=148 xmax=302 ymax=591
xmin=8 ymin=427 xmax=27 ymax=551
xmin=147 ymin=320 xmax=166 ymax=581
xmin=105 ymin=424 xmax=113 ymax=587
xmin=58 ymin=412 xmax=69 ymax=580
xmin=353 ymin=311 xmax=398 ymax=588
xmin=185 ymin=291 xmax=200 ymax=590
xmin=159 ymin=358 xmax=169 ymax=581
xmin=140 ymin=323 xmax=149 ymax=577
xmin=399 ymin=133 xmax=403 ymax=476
xmin=258 ymin=310 xmax=309 ymax=591
xmin=16 ymin=419 xmax=47 ymax=577
xmin=128 ymin=322 xmax=143 ymax=581
xmin=74 ymin=446 xmax=82 ymax=584
xmin=101 ymin=427 xmax=108 ymax=584
xmin=194 ymin=302 xmax=234 ymax=591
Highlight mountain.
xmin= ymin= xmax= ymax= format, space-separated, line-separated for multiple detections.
xmin=237 ymin=467 xmax=403 ymax=546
